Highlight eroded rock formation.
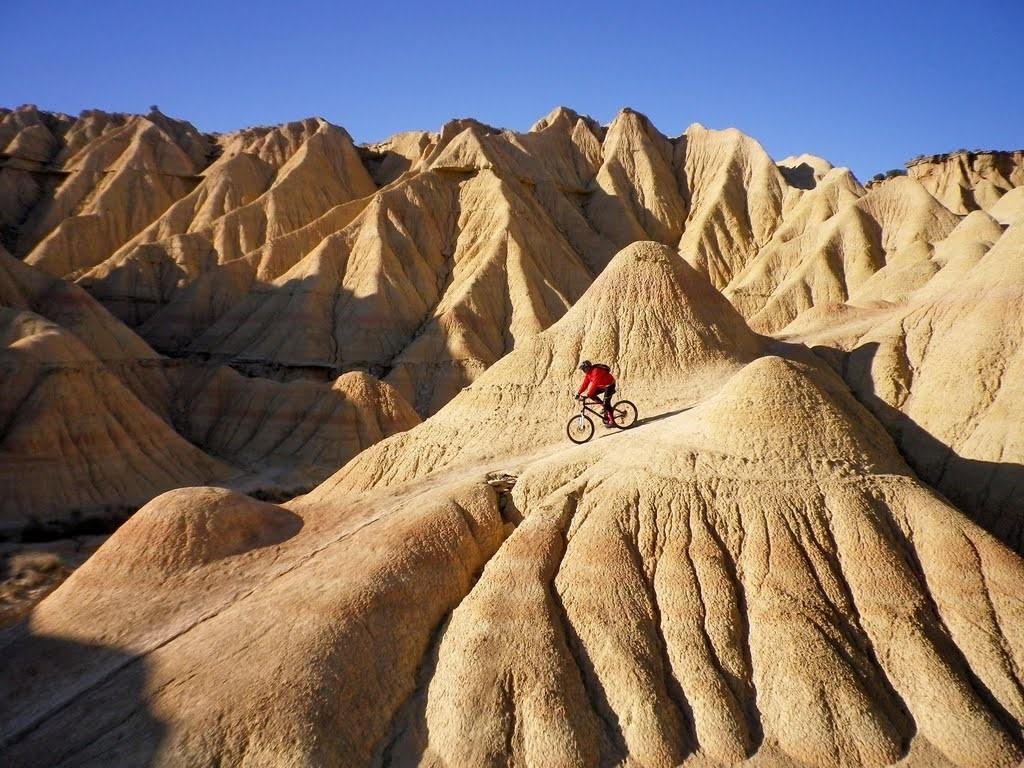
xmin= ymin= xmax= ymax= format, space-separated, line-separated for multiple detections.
xmin=2 ymin=102 xmax=1024 ymax=767
xmin=4 ymin=243 xmax=1023 ymax=768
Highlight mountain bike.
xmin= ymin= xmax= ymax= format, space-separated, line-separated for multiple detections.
xmin=566 ymin=395 xmax=638 ymax=444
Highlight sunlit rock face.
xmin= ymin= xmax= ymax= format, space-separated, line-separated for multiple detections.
xmin=2 ymin=104 xmax=1024 ymax=767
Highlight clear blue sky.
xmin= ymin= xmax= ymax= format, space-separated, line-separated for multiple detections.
xmin=4 ymin=0 xmax=1022 ymax=181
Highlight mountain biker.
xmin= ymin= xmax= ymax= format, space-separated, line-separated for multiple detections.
xmin=576 ymin=361 xmax=616 ymax=426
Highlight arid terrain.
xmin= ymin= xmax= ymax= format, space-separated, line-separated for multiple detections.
xmin=1 ymin=103 xmax=1023 ymax=767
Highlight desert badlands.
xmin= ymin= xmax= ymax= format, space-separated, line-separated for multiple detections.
xmin=1 ymin=103 xmax=1023 ymax=767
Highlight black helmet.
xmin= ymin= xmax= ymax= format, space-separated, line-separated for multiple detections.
xmin=578 ymin=360 xmax=592 ymax=371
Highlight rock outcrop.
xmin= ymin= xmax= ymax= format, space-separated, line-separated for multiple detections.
xmin=907 ymin=149 xmax=1024 ymax=214
xmin=0 ymin=308 xmax=233 ymax=535
xmin=783 ymin=214 xmax=1024 ymax=554
xmin=3 ymin=104 xmax=1024 ymax=768
xmin=2 ymin=107 xmax=210 ymax=278
xmin=78 ymin=118 xmax=378 ymax=327
xmin=313 ymin=241 xmax=762 ymax=496
xmin=176 ymin=367 xmax=420 ymax=491
xmin=0 ymin=246 xmax=418 ymax=528
xmin=8 ymin=105 xmax=1019 ymax=430
xmin=4 ymin=240 xmax=1023 ymax=768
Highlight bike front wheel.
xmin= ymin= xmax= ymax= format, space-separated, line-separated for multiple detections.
xmin=610 ymin=400 xmax=638 ymax=429
xmin=566 ymin=413 xmax=595 ymax=444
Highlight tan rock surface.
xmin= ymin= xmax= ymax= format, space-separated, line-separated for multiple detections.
xmin=186 ymin=165 xmax=596 ymax=414
xmin=78 ymin=118 xmax=377 ymax=326
xmin=1 ymin=480 xmax=508 ymax=767
xmin=0 ymin=308 xmax=233 ymax=535
xmin=0 ymin=245 xmax=153 ymax=362
xmin=0 ymin=248 xmax=420 ymax=525
xmin=678 ymin=123 xmax=789 ymax=290
xmin=0 ymin=244 xmax=176 ymax=417
xmin=3 ymin=106 xmax=1024 ymax=768
xmin=728 ymin=174 xmax=960 ymax=334
xmin=12 ymin=109 xmax=210 ymax=277
xmin=989 ymin=185 xmax=1024 ymax=226
xmin=383 ymin=357 xmax=1023 ymax=768
xmin=778 ymin=153 xmax=834 ymax=188
xmin=587 ymin=109 xmax=686 ymax=247
xmin=313 ymin=241 xmax=762 ymax=496
xmin=360 ymin=130 xmax=436 ymax=186
xmin=784 ymin=217 xmax=1024 ymax=553
xmin=3 ymin=240 xmax=1023 ymax=767
xmin=176 ymin=367 xmax=420 ymax=491
xmin=907 ymin=149 xmax=1024 ymax=214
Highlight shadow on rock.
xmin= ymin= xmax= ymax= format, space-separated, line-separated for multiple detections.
xmin=633 ymin=404 xmax=696 ymax=429
xmin=820 ymin=341 xmax=1024 ymax=553
xmin=0 ymin=630 xmax=166 ymax=767
xmin=778 ymin=162 xmax=818 ymax=190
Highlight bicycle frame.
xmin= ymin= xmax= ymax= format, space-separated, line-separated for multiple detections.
xmin=576 ymin=397 xmax=610 ymax=420
xmin=567 ymin=394 xmax=636 ymax=444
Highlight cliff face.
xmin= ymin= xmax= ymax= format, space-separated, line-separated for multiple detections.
xmin=907 ymin=149 xmax=1024 ymax=214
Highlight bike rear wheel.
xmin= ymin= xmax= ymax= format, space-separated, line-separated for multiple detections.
xmin=566 ymin=413 xmax=595 ymax=444
xmin=610 ymin=400 xmax=638 ymax=429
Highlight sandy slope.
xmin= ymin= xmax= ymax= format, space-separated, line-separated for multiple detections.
xmin=782 ymin=216 xmax=1024 ymax=553
xmin=3 ymin=244 xmax=1023 ymax=768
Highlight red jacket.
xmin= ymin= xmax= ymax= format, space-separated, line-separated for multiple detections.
xmin=578 ymin=365 xmax=615 ymax=397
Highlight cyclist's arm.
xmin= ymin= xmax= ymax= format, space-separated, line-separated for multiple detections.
xmin=577 ymin=371 xmax=591 ymax=396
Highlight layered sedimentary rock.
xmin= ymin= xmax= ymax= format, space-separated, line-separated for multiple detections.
xmin=183 ymin=151 xmax=602 ymax=413
xmin=78 ymin=118 xmax=378 ymax=326
xmin=2 ymin=107 xmax=210 ymax=277
xmin=907 ymin=149 xmax=1024 ymax=214
xmin=384 ymin=355 xmax=1024 ymax=768
xmin=0 ymin=245 xmax=176 ymax=415
xmin=5 ymin=105 xmax=1019 ymax=428
xmin=782 ymin=213 xmax=1024 ymax=554
xmin=3 ymin=102 xmax=1024 ymax=768
xmin=313 ymin=241 xmax=762 ymax=496
xmin=2 ymin=103 xmax=1023 ymax=537
xmin=678 ymin=123 xmax=791 ymax=289
xmin=0 ymin=245 xmax=418 ymax=527
xmin=723 ymin=174 xmax=962 ymax=334
xmin=4 ymin=242 xmax=1023 ymax=768
xmin=0 ymin=309 xmax=232 ymax=534
xmin=176 ymin=367 xmax=419 ymax=491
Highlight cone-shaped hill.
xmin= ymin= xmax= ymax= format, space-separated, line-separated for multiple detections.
xmin=5 ymin=255 xmax=1024 ymax=766
xmin=784 ymin=217 xmax=1024 ymax=553
xmin=180 ymin=166 xmax=598 ymax=415
xmin=8 ymin=109 xmax=210 ymax=278
xmin=0 ymin=250 xmax=420 ymax=527
xmin=78 ymin=119 xmax=378 ymax=327
xmin=310 ymin=240 xmax=763 ymax=497
xmin=0 ymin=308 xmax=234 ymax=534
xmin=377 ymin=356 xmax=1024 ymax=767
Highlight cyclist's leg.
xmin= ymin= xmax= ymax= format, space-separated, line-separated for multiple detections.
xmin=595 ymin=385 xmax=612 ymax=422
xmin=603 ymin=384 xmax=615 ymax=419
